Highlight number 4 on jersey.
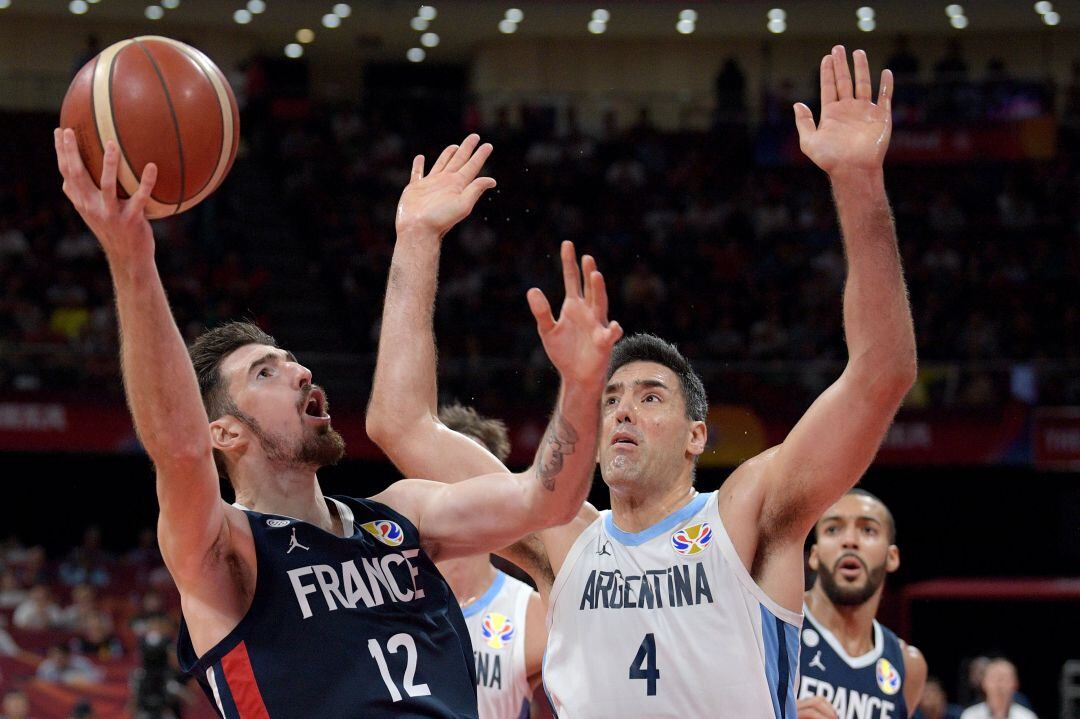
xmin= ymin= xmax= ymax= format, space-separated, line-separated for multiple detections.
xmin=629 ymin=633 xmax=660 ymax=696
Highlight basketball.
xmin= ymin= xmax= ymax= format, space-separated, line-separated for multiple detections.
xmin=59 ymin=36 xmax=239 ymax=219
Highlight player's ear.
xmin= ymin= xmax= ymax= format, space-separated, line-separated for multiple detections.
xmin=885 ymin=544 xmax=900 ymax=574
xmin=687 ymin=420 xmax=706 ymax=457
xmin=210 ymin=415 xmax=246 ymax=453
xmin=807 ymin=541 xmax=821 ymax=571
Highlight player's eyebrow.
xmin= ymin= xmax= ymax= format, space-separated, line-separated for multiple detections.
xmin=604 ymin=378 xmax=670 ymax=394
xmin=248 ymin=350 xmax=297 ymax=376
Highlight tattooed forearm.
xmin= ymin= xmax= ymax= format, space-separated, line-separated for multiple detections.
xmin=536 ymin=411 xmax=579 ymax=491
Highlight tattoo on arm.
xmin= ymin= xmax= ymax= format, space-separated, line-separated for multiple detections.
xmin=536 ymin=412 xmax=578 ymax=491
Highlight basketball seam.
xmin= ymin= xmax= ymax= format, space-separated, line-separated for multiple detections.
xmin=169 ymin=42 xmax=223 ymax=201
xmin=132 ymin=38 xmax=185 ymax=214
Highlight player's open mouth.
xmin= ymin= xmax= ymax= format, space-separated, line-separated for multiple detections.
xmin=301 ymin=388 xmax=330 ymax=422
xmin=836 ymin=556 xmax=864 ymax=579
xmin=610 ymin=431 xmax=639 ymax=447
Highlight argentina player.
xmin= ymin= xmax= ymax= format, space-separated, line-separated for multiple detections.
xmin=797 ymin=490 xmax=927 ymax=719
xmin=369 ymin=46 xmax=916 ymax=717
xmin=54 ymin=131 xmax=620 ymax=718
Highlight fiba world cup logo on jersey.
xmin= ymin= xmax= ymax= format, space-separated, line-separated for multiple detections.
xmin=876 ymin=658 xmax=902 ymax=695
xmin=671 ymin=522 xmax=713 ymax=556
xmin=360 ymin=520 xmax=404 ymax=547
xmin=481 ymin=612 xmax=515 ymax=649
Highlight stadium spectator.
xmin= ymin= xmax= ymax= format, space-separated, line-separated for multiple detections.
xmin=0 ymin=690 xmax=34 ymax=719
xmin=959 ymin=658 xmax=1037 ymax=719
xmin=0 ymin=569 xmax=27 ymax=609
xmin=12 ymin=585 xmax=61 ymax=630
xmin=914 ymin=677 xmax=963 ymax=719
xmin=71 ymin=613 xmax=124 ymax=661
xmin=36 ymin=644 xmax=104 ymax=687
xmin=57 ymin=585 xmax=112 ymax=632
xmin=58 ymin=527 xmax=111 ymax=588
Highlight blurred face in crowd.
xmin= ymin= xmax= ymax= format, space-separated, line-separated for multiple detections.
xmin=599 ymin=361 xmax=705 ymax=495
xmin=810 ymin=493 xmax=898 ymax=606
xmin=982 ymin=660 xmax=1019 ymax=708
xmin=213 ymin=344 xmax=345 ymax=474
xmin=918 ymin=680 xmax=948 ymax=719
xmin=2 ymin=691 xmax=30 ymax=719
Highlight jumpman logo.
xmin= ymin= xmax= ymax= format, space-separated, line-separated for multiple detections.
xmin=809 ymin=651 xmax=826 ymax=671
xmin=287 ymin=528 xmax=309 ymax=554
xmin=596 ymin=537 xmax=612 ymax=556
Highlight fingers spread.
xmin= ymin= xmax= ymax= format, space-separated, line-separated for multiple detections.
xmin=411 ymin=154 xmax=425 ymax=183
xmin=527 ymin=288 xmax=556 ymax=334
xmin=560 ymin=240 xmax=582 ymax=299
xmin=853 ymin=49 xmax=872 ymax=101
xmin=446 ymin=134 xmax=480 ymax=172
xmin=878 ymin=68 xmax=894 ymax=111
xmin=100 ymin=140 xmax=119 ymax=206
xmin=431 ymin=144 xmax=458 ymax=174
xmin=793 ymin=102 xmax=816 ymax=140
xmin=462 ymin=176 xmax=497 ymax=208
xmin=62 ymin=128 xmax=97 ymax=198
xmin=460 ymin=142 xmax=493 ymax=181
xmin=128 ymin=162 xmax=158 ymax=217
xmin=831 ymin=45 xmax=853 ymax=100
xmin=581 ymin=255 xmax=597 ymax=305
xmin=819 ymin=56 xmax=839 ymax=106
xmin=590 ymin=269 xmax=610 ymax=323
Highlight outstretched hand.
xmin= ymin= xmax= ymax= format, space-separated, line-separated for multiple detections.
xmin=54 ymin=128 xmax=158 ymax=266
xmin=396 ymin=133 xmax=497 ymax=238
xmin=794 ymin=46 xmax=893 ymax=176
xmin=527 ymin=241 xmax=623 ymax=387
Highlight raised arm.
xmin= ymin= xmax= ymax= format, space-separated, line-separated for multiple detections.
xmin=724 ymin=48 xmax=916 ymax=591
xmin=54 ymin=130 xmax=232 ymax=586
xmin=366 ymin=134 xmax=508 ymax=481
xmin=376 ymin=241 xmax=622 ymax=561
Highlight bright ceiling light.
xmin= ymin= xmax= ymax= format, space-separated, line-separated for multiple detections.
xmin=949 ymin=14 xmax=968 ymax=28
xmin=856 ymin=7 xmax=875 ymax=20
xmin=322 ymin=12 xmax=340 ymax=28
xmin=296 ymin=28 xmax=315 ymax=43
xmin=285 ymin=43 xmax=303 ymax=58
xmin=418 ymin=5 xmax=436 ymax=20
xmin=1043 ymin=10 xmax=1060 ymax=24
xmin=506 ymin=8 xmax=524 ymax=23
xmin=676 ymin=19 xmax=695 ymax=34
xmin=592 ymin=8 xmax=610 ymax=23
xmin=0 ymin=0 xmax=12 ymax=9
xmin=679 ymin=9 xmax=697 ymax=22
xmin=767 ymin=8 xmax=786 ymax=22
xmin=247 ymin=0 xmax=265 ymax=13
xmin=410 ymin=17 xmax=429 ymax=30
xmin=234 ymin=8 xmax=251 ymax=23
xmin=161 ymin=0 xmax=179 ymax=8
xmin=498 ymin=18 xmax=517 ymax=33
xmin=145 ymin=4 xmax=164 ymax=19
xmin=1034 ymin=1 xmax=1052 ymax=13
xmin=767 ymin=18 xmax=786 ymax=33
xmin=407 ymin=47 xmax=426 ymax=62
xmin=333 ymin=3 xmax=351 ymax=17
xmin=945 ymin=4 xmax=963 ymax=17
xmin=420 ymin=32 xmax=439 ymax=47
xmin=69 ymin=0 xmax=88 ymax=14
xmin=858 ymin=17 xmax=876 ymax=31
xmin=587 ymin=18 xmax=607 ymax=33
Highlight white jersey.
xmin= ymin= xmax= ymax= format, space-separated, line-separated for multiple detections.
xmin=544 ymin=491 xmax=802 ymax=718
xmin=463 ymin=570 xmax=533 ymax=719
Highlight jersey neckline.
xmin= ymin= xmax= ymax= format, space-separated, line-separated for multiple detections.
xmin=232 ymin=496 xmax=355 ymax=539
xmin=802 ymin=602 xmax=884 ymax=669
xmin=603 ymin=491 xmax=711 ymax=546
xmin=460 ymin=570 xmax=507 ymax=619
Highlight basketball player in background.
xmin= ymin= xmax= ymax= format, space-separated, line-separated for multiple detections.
xmin=54 ymin=129 xmax=621 ymax=717
xmin=797 ymin=490 xmax=927 ymax=719
xmin=435 ymin=404 xmax=545 ymax=719
xmin=369 ymin=46 xmax=916 ymax=716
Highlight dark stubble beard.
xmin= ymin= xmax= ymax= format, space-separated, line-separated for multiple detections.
xmin=233 ymin=408 xmax=346 ymax=469
xmin=818 ymin=555 xmax=888 ymax=607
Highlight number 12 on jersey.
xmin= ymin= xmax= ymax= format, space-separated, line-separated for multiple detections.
xmin=629 ymin=633 xmax=660 ymax=696
xmin=369 ymin=633 xmax=431 ymax=702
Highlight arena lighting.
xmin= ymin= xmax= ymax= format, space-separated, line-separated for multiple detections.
xmin=69 ymin=0 xmax=88 ymax=14
xmin=333 ymin=3 xmax=351 ymax=18
xmin=1043 ymin=10 xmax=1060 ymax=24
xmin=406 ymin=47 xmax=426 ymax=62
xmin=88 ymin=0 xmax=101 ymax=4
xmin=587 ymin=18 xmax=607 ymax=34
xmin=767 ymin=8 xmax=786 ymax=22
xmin=0 ymin=0 xmax=11 ymax=10
xmin=679 ymin=9 xmax=697 ymax=22
xmin=161 ymin=0 xmax=180 ymax=8
xmin=321 ymin=12 xmax=341 ymax=28
xmin=676 ymin=18 xmax=695 ymax=34
xmin=410 ymin=16 xmax=429 ymax=30
xmin=858 ymin=17 xmax=876 ymax=31
xmin=592 ymin=8 xmax=610 ymax=23
xmin=234 ymin=8 xmax=252 ymax=24
xmin=1034 ymin=1 xmax=1052 ymax=13
xmin=296 ymin=28 xmax=315 ymax=43
xmin=420 ymin=32 xmax=439 ymax=47
xmin=767 ymin=18 xmax=786 ymax=33
xmin=949 ymin=14 xmax=968 ymax=28
xmin=506 ymin=8 xmax=524 ymax=23
xmin=284 ymin=43 xmax=303 ymax=58
xmin=856 ymin=7 xmax=875 ymax=20
xmin=499 ymin=18 xmax=517 ymax=33
xmin=945 ymin=4 xmax=963 ymax=17
xmin=418 ymin=5 xmax=436 ymax=21
xmin=247 ymin=0 xmax=265 ymax=14
xmin=145 ymin=4 xmax=164 ymax=19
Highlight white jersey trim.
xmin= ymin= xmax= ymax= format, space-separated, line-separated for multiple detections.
xmin=232 ymin=497 xmax=355 ymax=538
xmin=802 ymin=603 xmax=883 ymax=668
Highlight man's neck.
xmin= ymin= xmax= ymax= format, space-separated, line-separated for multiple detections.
xmin=437 ymin=557 xmax=498 ymax=609
xmin=234 ymin=464 xmax=338 ymax=535
xmin=986 ymin=696 xmax=1013 ymax=718
xmin=609 ymin=478 xmax=698 ymax=534
xmin=804 ymin=585 xmax=882 ymax=657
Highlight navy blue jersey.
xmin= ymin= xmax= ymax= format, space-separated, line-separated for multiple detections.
xmin=177 ymin=496 xmax=478 ymax=718
xmin=797 ymin=605 xmax=909 ymax=719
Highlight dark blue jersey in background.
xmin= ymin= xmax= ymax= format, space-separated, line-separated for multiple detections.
xmin=177 ymin=495 xmax=478 ymax=718
xmin=798 ymin=604 xmax=909 ymax=719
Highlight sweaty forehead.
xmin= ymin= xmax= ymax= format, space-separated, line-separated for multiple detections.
xmin=608 ymin=361 xmax=679 ymax=390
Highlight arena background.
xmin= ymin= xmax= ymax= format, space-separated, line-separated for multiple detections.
xmin=0 ymin=1 xmax=1078 ymax=717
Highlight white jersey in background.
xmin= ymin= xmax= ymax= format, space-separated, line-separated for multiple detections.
xmin=544 ymin=491 xmax=802 ymax=718
xmin=463 ymin=570 xmax=534 ymax=719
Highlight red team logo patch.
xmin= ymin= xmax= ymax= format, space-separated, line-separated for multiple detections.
xmin=481 ymin=612 xmax=515 ymax=649
xmin=360 ymin=520 xmax=404 ymax=547
xmin=671 ymin=522 xmax=714 ymax=556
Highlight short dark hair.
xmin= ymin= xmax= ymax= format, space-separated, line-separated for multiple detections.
xmin=438 ymin=403 xmax=511 ymax=462
xmin=815 ymin=488 xmax=897 ymax=543
xmin=607 ymin=333 xmax=708 ymax=422
xmin=188 ymin=321 xmax=278 ymax=478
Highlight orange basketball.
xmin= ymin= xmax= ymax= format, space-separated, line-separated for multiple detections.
xmin=60 ymin=36 xmax=240 ymax=219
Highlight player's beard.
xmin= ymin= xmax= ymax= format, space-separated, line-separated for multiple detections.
xmin=235 ymin=409 xmax=346 ymax=469
xmin=819 ymin=554 xmax=887 ymax=606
